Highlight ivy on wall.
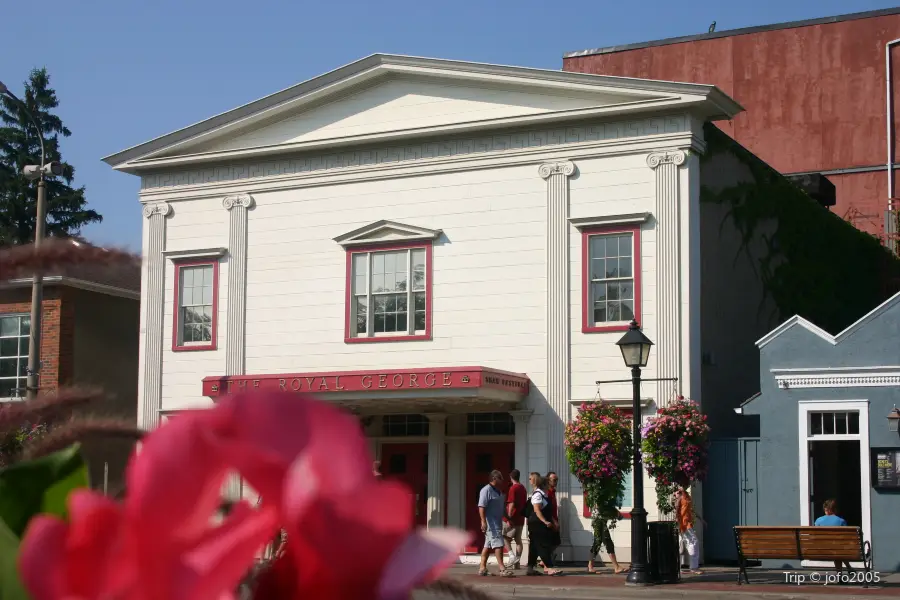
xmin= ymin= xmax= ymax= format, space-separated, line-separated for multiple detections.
xmin=700 ymin=123 xmax=900 ymax=334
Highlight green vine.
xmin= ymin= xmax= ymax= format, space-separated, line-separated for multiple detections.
xmin=700 ymin=123 xmax=900 ymax=333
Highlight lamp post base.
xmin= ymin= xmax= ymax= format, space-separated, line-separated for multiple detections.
xmin=625 ymin=506 xmax=653 ymax=586
xmin=625 ymin=570 xmax=654 ymax=586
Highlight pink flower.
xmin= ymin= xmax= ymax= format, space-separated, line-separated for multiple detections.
xmin=19 ymin=392 xmax=468 ymax=600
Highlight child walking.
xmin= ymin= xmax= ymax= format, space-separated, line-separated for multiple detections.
xmin=675 ymin=486 xmax=704 ymax=575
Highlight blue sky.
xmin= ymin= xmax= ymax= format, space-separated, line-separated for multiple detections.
xmin=1 ymin=0 xmax=896 ymax=250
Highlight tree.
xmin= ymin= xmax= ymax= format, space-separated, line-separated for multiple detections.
xmin=0 ymin=68 xmax=101 ymax=245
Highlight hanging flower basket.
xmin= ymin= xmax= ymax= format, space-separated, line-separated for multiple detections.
xmin=565 ymin=402 xmax=633 ymax=529
xmin=641 ymin=396 xmax=710 ymax=513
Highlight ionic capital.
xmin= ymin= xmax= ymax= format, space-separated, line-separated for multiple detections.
xmin=538 ymin=160 xmax=576 ymax=179
xmin=223 ymin=193 xmax=255 ymax=210
xmin=142 ymin=202 xmax=172 ymax=218
xmin=646 ymin=150 xmax=687 ymax=169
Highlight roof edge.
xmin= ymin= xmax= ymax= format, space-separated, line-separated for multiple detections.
xmin=103 ymin=53 xmax=737 ymax=169
xmin=1 ymin=276 xmax=140 ymax=300
xmin=563 ymin=7 xmax=900 ymax=59
xmin=756 ymin=290 xmax=900 ymax=349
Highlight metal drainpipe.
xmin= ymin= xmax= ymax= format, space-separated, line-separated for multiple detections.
xmin=886 ymin=39 xmax=900 ymax=215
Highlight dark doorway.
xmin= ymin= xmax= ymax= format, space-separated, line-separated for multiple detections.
xmin=808 ymin=440 xmax=862 ymax=527
xmin=465 ymin=442 xmax=515 ymax=552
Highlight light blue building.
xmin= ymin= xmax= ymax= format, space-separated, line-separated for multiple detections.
xmin=733 ymin=292 xmax=900 ymax=572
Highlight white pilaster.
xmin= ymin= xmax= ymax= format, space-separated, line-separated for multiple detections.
xmin=647 ymin=150 xmax=686 ymax=406
xmin=223 ymin=193 xmax=254 ymax=376
xmin=509 ymin=409 xmax=533 ymax=474
xmin=222 ymin=193 xmax=254 ymax=502
xmin=539 ymin=160 xmax=576 ymax=547
xmin=426 ymin=413 xmax=447 ymax=528
xmin=139 ymin=202 xmax=171 ymax=431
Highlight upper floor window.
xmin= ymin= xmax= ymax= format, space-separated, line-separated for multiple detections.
xmin=0 ymin=314 xmax=29 ymax=400
xmin=582 ymin=225 xmax=641 ymax=333
xmin=173 ymin=260 xmax=219 ymax=352
xmin=345 ymin=242 xmax=432 ymax=343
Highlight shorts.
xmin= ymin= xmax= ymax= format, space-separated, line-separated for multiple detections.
xmin=484 ymin=527 xmax=504 ymax=549
xmin=502 ymin=523 xmax=523 ymax=540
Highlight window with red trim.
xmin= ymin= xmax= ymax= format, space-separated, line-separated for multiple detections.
xmin=172 ymin=260 xmax=218 ymax=352
xmin=345 ymin=242 xmax=432 ymax=343
xmin=582 ymin=225 xmax=641 ymax=333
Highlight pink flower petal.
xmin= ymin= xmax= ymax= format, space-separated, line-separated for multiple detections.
xmin=208 ymin=393 xmax=372 ymax=503
xmin=178 ymin=501 xmax=279 ymax=600
xmin=126 ymin=409 xmax=229 ymax=543
xmin=18 ymin=516 xmax=68 ymax=600
xmin=65 ymin=490 xmax=129 ymax=598
xmin=378 ymin=528 xmax=471 ymax=600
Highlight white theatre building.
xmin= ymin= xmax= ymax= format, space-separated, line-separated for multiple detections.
xmin=105 ymin=54 xmax=770 ymax=562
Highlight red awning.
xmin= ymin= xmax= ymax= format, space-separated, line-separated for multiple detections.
xmin=202 ymin=366 xmax=529 ymax=409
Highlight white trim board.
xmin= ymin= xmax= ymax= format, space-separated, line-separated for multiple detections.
xmin=797 ymin=400 xmax=871 ymax=569
xmin=773 ymin=367 xmax=900 ymax=389
xmin=756 ymin=291 xmax=900 ymax=348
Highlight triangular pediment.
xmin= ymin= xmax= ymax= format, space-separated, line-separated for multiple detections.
xmin=182 ymin=76 xmax=647 ymax=156
xmin=104 ymin=55 xmax=742 ymax=173
xmin=334 ymin=220 xmax=443 ymax=247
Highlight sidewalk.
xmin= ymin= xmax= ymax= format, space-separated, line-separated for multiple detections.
xmin=438 ymin=564 xmax=900 ymax=599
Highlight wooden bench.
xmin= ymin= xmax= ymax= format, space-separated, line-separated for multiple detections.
xmin=733 ymin=526 xmax=872 ymax=586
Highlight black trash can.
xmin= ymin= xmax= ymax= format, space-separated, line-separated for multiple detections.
xmin=647 ymin=521 xmax=681 ymax=584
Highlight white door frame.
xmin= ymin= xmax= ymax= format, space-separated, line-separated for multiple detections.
xmin=797 ymin=400 xmax=871 ymax=568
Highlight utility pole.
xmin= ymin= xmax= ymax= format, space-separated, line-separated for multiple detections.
xmin=0 ymin=80 xmax=63 ymax=400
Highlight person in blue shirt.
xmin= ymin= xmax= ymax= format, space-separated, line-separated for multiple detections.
xmin=814 ymin=499 xmax=847 ymax=526
xmin=814 ymin=499 xmax=848 ymax=572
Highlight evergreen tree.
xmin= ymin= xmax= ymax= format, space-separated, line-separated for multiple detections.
xmin=0 ymin=68 xmax=101 ymax=245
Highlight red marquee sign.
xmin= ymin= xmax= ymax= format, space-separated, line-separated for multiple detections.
xmin=202 ymin=366 xmax=529 ymax=398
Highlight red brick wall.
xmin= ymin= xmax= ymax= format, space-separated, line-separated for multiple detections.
xmin=0 ymin=288 xmax=73 ymax=394
xmin=563 ymin=13 xmax=900 ymax=238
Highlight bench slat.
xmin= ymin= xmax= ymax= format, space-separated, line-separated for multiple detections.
xmin=734 ymin=526 xmax=866 ymax=562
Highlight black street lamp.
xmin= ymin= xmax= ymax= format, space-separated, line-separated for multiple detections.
xmin=616 ymin=320 xmax=653 ymax=586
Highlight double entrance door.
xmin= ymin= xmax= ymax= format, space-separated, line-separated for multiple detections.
xmin=379 ymin=440 xmax=516 ymax=553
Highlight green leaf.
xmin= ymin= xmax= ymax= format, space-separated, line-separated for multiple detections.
xmin=0 ymin=518 xmax=29 ymax=600
xmin=0 ymin=444 xmax=89 ymax=537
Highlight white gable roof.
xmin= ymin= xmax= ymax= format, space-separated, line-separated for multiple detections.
xmin=103 ymin=54 xmax=742 ymax=174
xmin=756 ymin=291 xmax=900 ymax=348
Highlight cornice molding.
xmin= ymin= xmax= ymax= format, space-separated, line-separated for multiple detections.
xmin=139 ymin=115 xmax=691 ymax=191
xmin=772 ymin=367 xmax=900 ymax=389
xmin=569 ymin=212 xmax=652 ymax=230
xmin=538 ymin=160 xmax=576 ymax=179
xmin=223 ymin=193 xmax=255 ymax=210
xmin=162 ymin=247 xmax=228 ymax=261
xmin=142 ymin=202 xmax=172 ymax=218
xmin=646 ymin=149 xmax=687 ymax=169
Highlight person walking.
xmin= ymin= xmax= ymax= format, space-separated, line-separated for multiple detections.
xmin=502 ymin=469 xmax=526 ymax=569
xmin=538 ymin=471 xmax=561 ymax=571
xmin=814 ymin=499 xmax=849 ymax=572
xmin=675 ymin=486 xmax=704 ymax=575
xmin=586 ymin=507 xmax=627 ymax=574
xmin=477 ymin=470 xmax=514 ymax=577
xmin=526 ymin=472 xmax=562 ymax=576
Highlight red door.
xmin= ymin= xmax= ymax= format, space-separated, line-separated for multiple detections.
xmin=381 ymin=443 xmax=429 ymax=528
xmin=465 ymin=442 xmax=515 ymax=552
